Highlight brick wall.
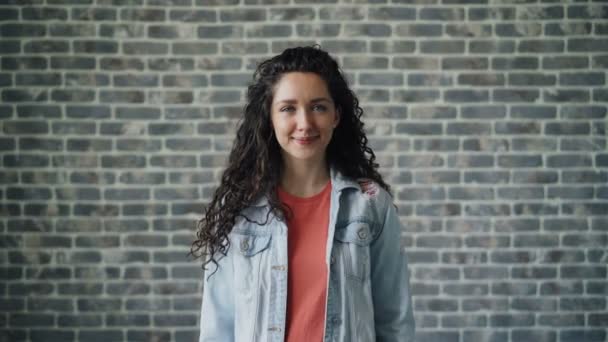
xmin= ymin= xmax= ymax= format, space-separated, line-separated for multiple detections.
xmin=1 ymin=1 xmax=607 ymax=342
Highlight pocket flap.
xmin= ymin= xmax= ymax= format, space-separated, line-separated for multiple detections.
xmin=334 ymin=221 xmax=373 ymax=246
xmin=234 ymin=234 xmax=271 ymax=257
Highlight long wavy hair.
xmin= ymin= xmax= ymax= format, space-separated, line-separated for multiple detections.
xmin=191 ymin=45 xmax=390 ymax=272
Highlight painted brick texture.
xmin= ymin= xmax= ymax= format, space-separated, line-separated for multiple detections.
xmin=1 ymin=1 xmax=607 ymax=342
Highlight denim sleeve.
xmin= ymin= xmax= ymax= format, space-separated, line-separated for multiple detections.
xmin=199 ymin=253 xmax=235 ymax=342
xmin=370 ymin=198 xmax=416 ymax=342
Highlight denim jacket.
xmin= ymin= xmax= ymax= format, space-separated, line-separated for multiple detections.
xmin=199 ymin=168 xmax=415 ymax=342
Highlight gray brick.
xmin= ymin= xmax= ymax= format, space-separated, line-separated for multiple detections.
xmin=100 ymin=57 xmax=144 ymax=71
xmin=50 ymin=56 xmax=95 ymax=70
xmin=513 ymin=202 xmax=559 ymax=215
xmin=469 ymin=40 xmax=515 ymax=54
xmin=518 ymin=39 xmax=564 ymax=53
xmin=106 ymin=314 xmax=150 ymax=327
xmin=413 ymin=138 xmax=458 ymax=152
xmin=296 ymin=23 xmax=340 ymax=37
xmin=100 ymin=23 xmax=145 ymax=38
xmin=421 ymin=7 xmax=465 ymax=21
xmin=168 ymin=10 xmax=214 ymax=24
xmin=508 ymin=73 xmax=556 ymax=86
xmin=408 ymin=73 xmax=453 ymax=86
xmin=0 ymin=40 xmax=20 ymax=54
xmin=490 ymin=314 xmax=534 ymax=327
xmin=2 ymin=89 xmax=48 ymax=102
xmin=445 ymin=57 xmax=490 ymax=70
xmin=269 ymin=8 xmax=315 ymax=21
xmin=124 ymin=235 xmax=167 ymax=247
xmin=100 ymin=90 xmax=145 ymax=103
xmin=394 ymin=90 xmax=440 ymax=103
xmin=71 ymin=7 xmax=116 ymax=21
xmin=462 ymin=138 xmax=509 ymax=152
xmin=220 ymin=9 xmax=265 ymax=22
xmin=127 ymin=330 xmax=171 ymax=342
xmin=560 ymin=297 xmax=606 ymax=311
xmin=447 ymin=122 xmax=492 ymax=135
xmin=51 ymin=89 xmax=95 ymax=102
xmin=498 ymin=155 xmax=542 ymax=168
xmin=493 ymin=57 xmax=538 ymax=70
xmin=395 ymin=123 xmax=442 ymax=135
xmin=568 ymin=38 xmax=608 ymax=52
xmin=123 ymin=42 xmax=168 ymax=55
xmin=511 ymin=330 xmax=556 ymax=342
xmin=30 ymin=330 xmax=75 ymax=341
xmin=222 ymin=41 xmax=268 ymax=55
xmin=396 ymin=24 xmax=442 ymax=37
xmin=444 ymin=284 xmax=488 ymax=296
xmin=449 ymin=187 xmax=494 ymax=200
xmin=369 ymin=7 xmax=415 ymax=20
xmin=496 ymin=23 xmax=542 ymax=37
xmin=560 ymin=330 xmax=606 ymax=342
xmin=398 ymin=186 xmax=443 ymax=201
xmin=588 ymin=314 xmax=608 ymax=327
xmin=393 ymin=56 xmax=439 ymax=70
xmin=421 ymin=40 xmax=465 ymax=54
xmin=114 ymin=75 xmax=159 ymax=87
xmin=78 ymin=331 xmax=123 ymax=342
xmin=0 ymin=8 xmax=19 ymax=20
xmin=50 ymin=23 xmax=96 ymax=37
xmin=343 ymin=23 xmax=391 ymax=37
xmin=416 ymin=203 xmax=461 ymax=216
xmin=447 ymin=23 xmax=492 ymax=37
xmin=442 ymin=314 xmax=486 ymax=328
xmin=173 ymin=296 xmax=200 ymax=310
xmin=10 ymin=314 xmax=54 ymax=327
xmin=23 ymin=40 xmax=69 ymax=53
xmin=468 ymin=7 xmax=515 ymax=21
xmin=0 ymin=24 xmax=46 ymax=37
xmin=538 ymin=313 xmax=585 ymax=327
xmin=414 ymin=266 xmax=459 ymax=281
xmin=547 ymin=155 xmax=592 ymax=168
xmin=415 ymin=298 xmax=458 ymax=312
xmin=318 ymin=40 xmax=366 ymax=54
xmin=445 ymin=89 xmax=489 ymax=102
xmin=463 ymin=331 xmax=507 ymax=342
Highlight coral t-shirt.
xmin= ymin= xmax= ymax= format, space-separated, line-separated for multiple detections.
xmin=277 ymin=181 xmax=331 ymax=342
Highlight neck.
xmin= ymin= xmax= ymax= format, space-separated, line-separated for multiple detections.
xmin=280 ymin=158 xmax=330 ymax=197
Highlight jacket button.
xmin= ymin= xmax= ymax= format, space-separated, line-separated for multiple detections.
xmin=240 ymin=239 xmax=249 ymax=251
xmin=330 ymin=255 xmax=335 ymax=265
xmin=357 ymin=228 xmax=368 ymax=240
xmin=268 ymin=326 xmax=282 ymax=332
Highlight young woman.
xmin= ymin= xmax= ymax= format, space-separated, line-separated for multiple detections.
xmin=192 ymin=46 xmax=415 ymax=342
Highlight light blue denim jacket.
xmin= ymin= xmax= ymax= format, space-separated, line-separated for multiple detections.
xmin=199 ymin=168 xmax=415 ymax=342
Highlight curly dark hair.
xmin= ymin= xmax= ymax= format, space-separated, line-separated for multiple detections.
xmin=190 ymin=45 xmax=390 ymax=272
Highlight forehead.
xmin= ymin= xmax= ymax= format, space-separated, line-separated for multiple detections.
xmin=272 ymin=72 xmax=330 ymax=104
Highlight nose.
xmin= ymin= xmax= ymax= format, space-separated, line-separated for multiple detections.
xmin=295 ymin=109 xmax=313 ymax=131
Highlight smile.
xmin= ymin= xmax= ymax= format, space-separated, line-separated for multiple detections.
xmin=292 ymin=136 xmax=319 ymax=145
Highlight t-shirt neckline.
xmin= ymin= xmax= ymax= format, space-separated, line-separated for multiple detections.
xmin=277 ymin=181 xmax=332 ymax=204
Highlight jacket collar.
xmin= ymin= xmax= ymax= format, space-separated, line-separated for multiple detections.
xmin=250 ymin=166 xmax=360 ymax=207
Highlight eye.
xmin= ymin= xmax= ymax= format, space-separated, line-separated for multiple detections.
xmin=280 ymin=106 xmax=295 ymax=112
xmin=313 ymin=104 xmax=327 ymax=112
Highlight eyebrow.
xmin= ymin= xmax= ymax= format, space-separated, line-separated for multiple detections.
xmin=274 ymin=97 xmax=332 ymax=105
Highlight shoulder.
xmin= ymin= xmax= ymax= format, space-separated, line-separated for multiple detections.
xmin=338 ymin=178 xmax=394 ymax=229
xmin=354 ymin=178 xmax=393 ymax=209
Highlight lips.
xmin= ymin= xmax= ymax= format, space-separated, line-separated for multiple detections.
xmin=292 ymin=136 xmax=319 ymax=145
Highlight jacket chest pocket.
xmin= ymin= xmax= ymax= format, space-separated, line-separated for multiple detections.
xmin=232 ymin=234 xmax=272 ymax=291
xmin=333 ymin=221 xmax=373 ymax=283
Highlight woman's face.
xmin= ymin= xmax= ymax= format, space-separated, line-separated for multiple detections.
xmin=270 ymin=72 xmax=340 ymax=168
